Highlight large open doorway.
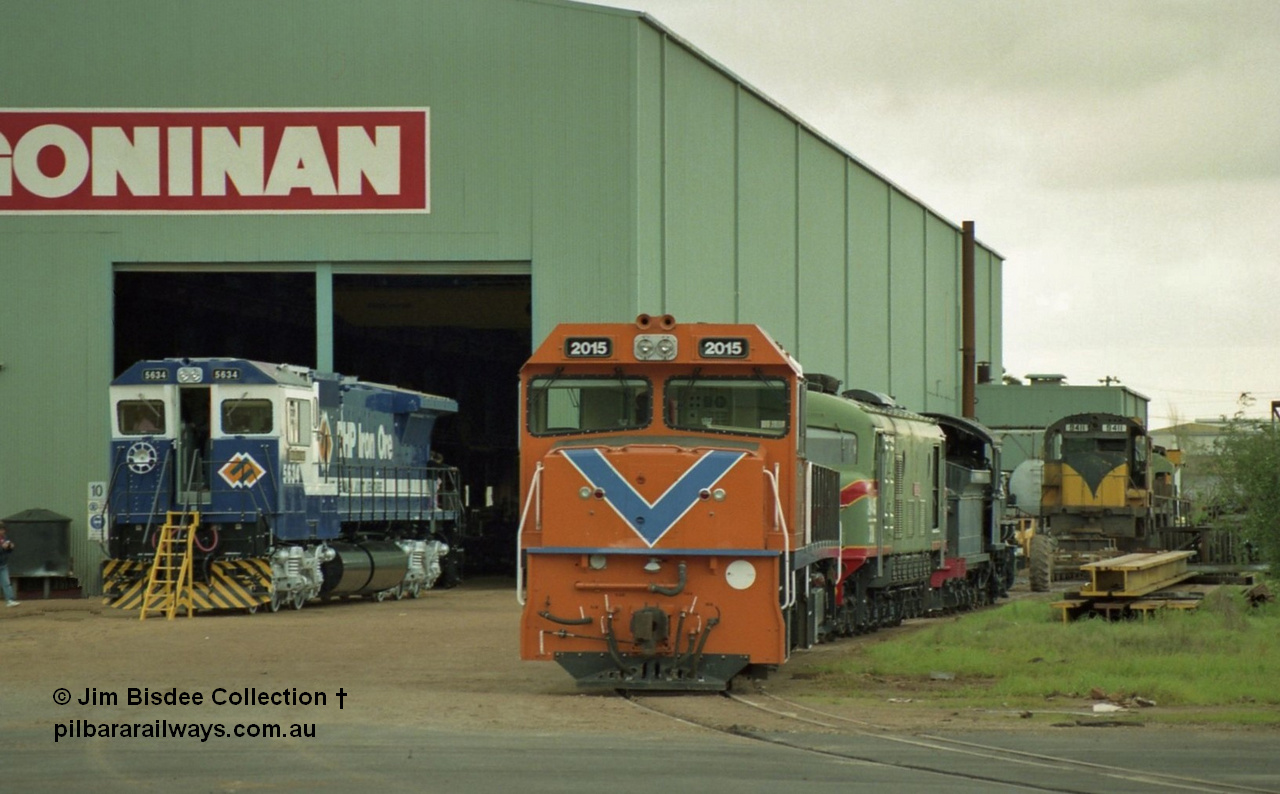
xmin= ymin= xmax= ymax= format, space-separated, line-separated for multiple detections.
xmin=113 ymin=267 xmax=531 ymax=575
xmin=113 ymin=271 xmax=317 ymax=371
xmin=333 ymin=272 xmax=531 ymax=574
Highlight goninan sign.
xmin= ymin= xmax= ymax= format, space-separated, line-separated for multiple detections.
xmin=0 ymin=108 xmax=429 ymax=213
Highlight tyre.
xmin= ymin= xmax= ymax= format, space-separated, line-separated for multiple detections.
xmin=1030 ymin=534 xmax=1057 ymax=592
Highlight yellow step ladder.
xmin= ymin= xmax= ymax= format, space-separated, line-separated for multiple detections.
xmin=140 ymin=511 xmax=198 ymax=621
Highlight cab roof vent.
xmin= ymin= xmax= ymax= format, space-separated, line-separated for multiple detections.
xmin=806 ymin=373 xmax=842 ymax=394
xmin=842 ymin=388 xmax=896 ymax=407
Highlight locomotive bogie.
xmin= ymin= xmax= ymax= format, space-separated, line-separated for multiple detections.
xmin=268 ymin=544 xmax=331 ymax=610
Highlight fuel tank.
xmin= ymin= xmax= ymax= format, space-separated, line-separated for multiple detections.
xmin=319 ymin=540 xmax=409 ymax=596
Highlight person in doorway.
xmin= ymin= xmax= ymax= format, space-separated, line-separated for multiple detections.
xmin=0 ymin=521 xmax=18 ymax=607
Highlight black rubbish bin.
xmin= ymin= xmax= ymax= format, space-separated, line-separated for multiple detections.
xmin=3 ymin=508 xmax=74 ymax=598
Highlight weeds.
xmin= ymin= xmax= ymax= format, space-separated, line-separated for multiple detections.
xmin=822 ymin=589 xmax=1280 ymax=714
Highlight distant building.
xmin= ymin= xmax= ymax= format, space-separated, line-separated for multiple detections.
xmin=1150 ymin=420 xmax=1232 ymax=503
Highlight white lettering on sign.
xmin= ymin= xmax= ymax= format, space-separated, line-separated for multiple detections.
xmin=92 ymin=127 xmax=160 ymax=196
xmin=336 ymin=420 xmax=395 ymax=461
xmin=0 ymin=109 xmax=428 ymax=213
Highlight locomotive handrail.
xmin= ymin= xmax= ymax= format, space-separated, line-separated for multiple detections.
xmin=334 ymin=463 xmax=459 ymax=524
xmin=247 ymin=444 xmax=276 ymax=519
xmin=99 ymin=445 xmax=128 ymax=547
xmin=764 ymin=464 xmax=795 ymax=610
xmin=573 ymin=561 xmax=687 ymax=596
xmin=142 ymin=451 xmax=175 ymax=550
xmin=515 ymin=462 xmax=544 ymax=606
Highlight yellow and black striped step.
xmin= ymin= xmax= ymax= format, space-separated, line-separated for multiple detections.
xmin=103 ymin=558 xmax=271 ymax=612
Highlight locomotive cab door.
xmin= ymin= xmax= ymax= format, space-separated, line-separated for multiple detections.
xmin=874 ymin=431 xmax=891 ymax=579
xmin=176 ymin=386 xmax=213 ymax=504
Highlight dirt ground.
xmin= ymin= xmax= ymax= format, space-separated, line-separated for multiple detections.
xmin=1 ymin=577 xmax=1270 ymax=737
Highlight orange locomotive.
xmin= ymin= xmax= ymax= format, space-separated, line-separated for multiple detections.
xmin=517 ymin=315 xmax=1016 ymax=690
xmin=517 ymin=314 xmax=823 ymax=690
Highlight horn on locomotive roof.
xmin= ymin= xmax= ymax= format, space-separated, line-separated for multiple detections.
xmin=635 ymin=313 xmax=677 ymax=330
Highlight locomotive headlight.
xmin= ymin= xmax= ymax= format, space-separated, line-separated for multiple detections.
xmin=712 ymin=488 xmax=726 ymax=502
xmin=725 ymin=559 xmax=756 ymax=590
xmin=579 ymin=486 xmax=592 ymax=499
xmin=588 ymin=554 xmax=607 ymax=570
xmin=634 ymin=334 xmax=677 ymax=361
xmin=643 ymin=558 xmax=662 ymax=573
xmin=177 ymin=366 xmax=203 ymax=384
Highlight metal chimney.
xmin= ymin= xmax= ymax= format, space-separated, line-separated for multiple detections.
xmin=961 ymin=220 xmax=976 ymax=418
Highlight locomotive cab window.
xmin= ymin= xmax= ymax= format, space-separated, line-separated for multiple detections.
xmin=222 ymin=398 xmax=274 ymax=435
xmin=527 ymin=376 xmax=651 ymax=436
xmin=1131 ymin=435 xmax=1148 ymax=479
xmin=286 ymin=398 xmax=313 ymax=447
xmin=806 ymin=428 xmax=857 ymax=466
xmin=664 ymin=376 xmax=789 ymax=438
xmin=118 ymin=400 xmax=166 ymax=435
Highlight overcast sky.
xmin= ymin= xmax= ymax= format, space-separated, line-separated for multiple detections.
xmin=604 ymin=0 xmax=1280 ymax=428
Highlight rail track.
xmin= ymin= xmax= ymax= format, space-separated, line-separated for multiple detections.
xmin=621 ymin=689 xmax=1278 ymax=794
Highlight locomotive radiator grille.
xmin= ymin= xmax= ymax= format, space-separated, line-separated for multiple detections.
xmin=808 ymin=463 xmax=841 ymax=544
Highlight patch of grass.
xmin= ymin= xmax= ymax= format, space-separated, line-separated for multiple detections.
xmin=820 ymin=587 xmax=1280 ymax=715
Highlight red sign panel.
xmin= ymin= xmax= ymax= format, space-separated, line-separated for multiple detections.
xmin=0 ymin=108 xmax=429 ymax=213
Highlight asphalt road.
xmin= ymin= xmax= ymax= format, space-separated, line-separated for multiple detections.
xmin=10 ymin=718 xmax=1279 ymax=792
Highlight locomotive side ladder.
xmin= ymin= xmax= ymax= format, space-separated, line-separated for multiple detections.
xmin=140 ymin=511 xmax=198 ymax=620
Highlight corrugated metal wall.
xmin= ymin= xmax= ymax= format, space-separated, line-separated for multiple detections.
xmin=631 ymin=21 xmax=1003 ymax=413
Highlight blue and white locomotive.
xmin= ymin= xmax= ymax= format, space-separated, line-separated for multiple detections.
xmin=103 ymin=358 xmax=463 ymax=612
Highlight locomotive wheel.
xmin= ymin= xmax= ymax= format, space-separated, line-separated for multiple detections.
xmin=1030 ymin=534 xmax=1057 ymax=593
xmin=270 ymin=592 xmax=283 ymax=612
xmin=394 ymin=585 xmax=406 ymax=601
xmin=409 ymin=583 xmax=422 ymax=598
xmin=292 ymin=590 xmax=307 ymax=610
xmin=374 ymin=589 xmax=388 ymax=603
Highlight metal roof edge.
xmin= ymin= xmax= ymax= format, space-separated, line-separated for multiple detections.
xmin=619 ymin=8 xmax=1005 ymax=260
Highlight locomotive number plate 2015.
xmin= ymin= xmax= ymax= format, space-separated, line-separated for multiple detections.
xmin=699 ymin=337 xmax=749 ymax=358
xmin=565 ymin=337 xmax=613 ymax=358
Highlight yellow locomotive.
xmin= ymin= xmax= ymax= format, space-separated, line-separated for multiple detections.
xmin=1032 ymin=412 xmax=1184 ymax=590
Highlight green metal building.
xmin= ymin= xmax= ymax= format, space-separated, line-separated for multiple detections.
xmin=0 ymin=0 xmax=1005 ymax=593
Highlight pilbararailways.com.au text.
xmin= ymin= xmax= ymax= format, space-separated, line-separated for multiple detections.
xmin=55 ymin=719 xmax=317 ymax=742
